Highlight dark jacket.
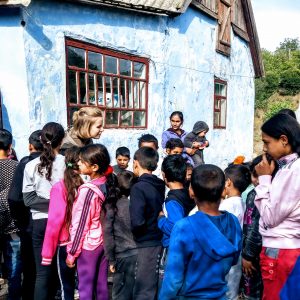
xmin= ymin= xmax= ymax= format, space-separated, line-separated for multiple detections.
xmin=103 ymin=196 xmax=137 ymax=264
xmin=130 ymin=173 xmax=165 ymax=247
xmin=8 ymin=152 xmax=41 ymax=230
xmin=242 ymin=189 xmax=262 ymax=261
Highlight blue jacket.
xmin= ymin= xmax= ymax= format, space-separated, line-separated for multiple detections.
xmin=158 ymin=189 xmax=194 ymax=248
xmin=159 ymin=211 xmax=242 ymax=300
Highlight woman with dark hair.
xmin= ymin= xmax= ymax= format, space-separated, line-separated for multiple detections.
xmin=254 ymin=113 xmax=300 ymax=300
xmin=41 ymin=147 xmax=83 ymax=300
xmin=23 ymin=122 xmax=65 ymax=300
xmin=161 ymin=111 xmax=187 ymax=150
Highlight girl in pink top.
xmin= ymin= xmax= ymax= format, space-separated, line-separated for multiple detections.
xmin=41 ymin=147 xmax=83 ymax=300
xmin=66 ymin=144 xmax=117 ymax=300
xmin=255 ymin=113 xmax=300 ymax=300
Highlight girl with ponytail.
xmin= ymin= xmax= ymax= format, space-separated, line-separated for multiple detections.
xmin=23 ymin=122 xmax=65 ymax=300
xmin=66 ymin=144 xmax=118 ymax=300
xmin=254 ymin=113 xmax=300 ymax=300
xmin=41 ymin=147 xmax=83 ymax=300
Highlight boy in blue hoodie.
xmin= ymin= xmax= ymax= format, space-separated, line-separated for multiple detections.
xmin=159 ymin=164 xmax=242 ymax=300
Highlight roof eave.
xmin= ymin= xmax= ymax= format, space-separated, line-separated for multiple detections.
xmin=0 ymin=0 xmax=30 ymax=6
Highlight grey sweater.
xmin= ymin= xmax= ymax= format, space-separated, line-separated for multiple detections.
xmin=103 ymin=196 xmax=137 ymax=264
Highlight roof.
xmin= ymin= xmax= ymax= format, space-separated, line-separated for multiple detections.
xmin=0 ymin=0 xmax=30 ymax=5
xmin=64 ymin=0 xmax=192 ymax=15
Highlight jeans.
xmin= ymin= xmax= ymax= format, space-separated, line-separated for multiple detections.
xmin=0 ymin=233 xmax=22 ymax=300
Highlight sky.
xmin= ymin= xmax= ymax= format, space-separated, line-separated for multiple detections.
xmin=251 ymin=0 xmax=300 ymax=51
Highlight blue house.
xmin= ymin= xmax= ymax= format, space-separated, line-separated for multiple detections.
xmin=0 ymin=0 xmax=263 ymax=166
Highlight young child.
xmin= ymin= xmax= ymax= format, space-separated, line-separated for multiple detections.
xmin=0 ymin=129 xmax=21 ymax=300
xmin=66 ymin=144 xmax=117 ymax=300
xmin=113 ymin=146 xmax=130 ymax=174
xmin=219 ymin=164 xmax=251 ymax=300
xmin=184 ymin=121 xmax=209 ymax=166
xmin=138 ymin=133 xmax=159 ymax=150
xmin=130 ymin=147 xmax=165 ymax=300
xmin=103 ymin=170 xmax=137 ymax=300
xmin=254 ymin=113 xmax=300 ymax=300
xmin=23 ymin=122 xmax=65 ymax=300
xmin=159 ymin=164 xmax=242 ymax=299
xmin=61 ymin=107 xmax=104 ymax=154
xmin=41 ymin=147 xmax=83 ymax=300
xmin=158 ymin=155 xmax=194 ymax=286
xmin=8 ymin=129 xmax=43 ymax=300
xmin=165 ymin=138 xmax=184 ymax=155
xmin=240 ymin=156 xmax=263 ymax=300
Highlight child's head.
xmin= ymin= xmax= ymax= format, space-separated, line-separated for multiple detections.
xmin=261 ymin=113 xmax=300 ymax=160
xmin=224 ymin=164 xmax=251 ymax=196
xmin=0 ymin=129 xmax=12 ymax=152
xmin=169 ymin=111 xmax=184 ymax=131
xmin=190 ymin=164 xmax=225 ymax=203
xmin=185 ymin=162 xmax=193 ymax=182
xmin=38 ymin=122 xmax=65 ymax=181
xmin=72 ymin=107 xmax=103 ymax=139
xmin=165 ymin=138 xmax=184 ymax=155
xmin=138 ymin=134 xmax=159 ymax=150
xmin=161 ymin=154 xmax=187 ymax=185
xmin=133 ymin=147 xmax=159 ymax=176
xmin=29 ymin=130 xmax=43 ymax=152
xmin=192 ymin=121 xmax=209 ymax=137
xmin=118 ymin=170 xmax=136 ymax=197
xmin=64 ymin=146 xmax=84 ymax=231
xmin=115 ymin=146 xmax=130 ymax=170
xmin=79 ymin=144 xmax=110 ymax=176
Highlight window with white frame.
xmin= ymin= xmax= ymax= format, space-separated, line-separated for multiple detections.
xmin=214 ymin=79 xmax=227 ymax=128
xmin=66 ymin=39 xmax=149 ymax=128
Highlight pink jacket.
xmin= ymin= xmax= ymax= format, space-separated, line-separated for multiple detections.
xmin=41 ymin=180 xmax=70 ymax=265
xmin=255 ymin=153 xmax=300 ymax=249
xmin=67 ymin=177 xmax=106 ymax=264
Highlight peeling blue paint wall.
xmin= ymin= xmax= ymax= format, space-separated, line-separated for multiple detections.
xmin=1 ymin=1 xmax=255 ymax=165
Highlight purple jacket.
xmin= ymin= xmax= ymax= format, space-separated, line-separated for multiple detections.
xmin=161 ymin=128 xmax=187 ymax=149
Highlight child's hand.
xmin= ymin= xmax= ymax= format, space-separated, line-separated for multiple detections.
xmin=242 ymin=258 xmax=256 ymax=277
xmin=159 ymin=211 xmax=165 ymax=217
xmin=109 ymin=264 xmax=116 ymax=273
xmin=255 ymin=154 xmax=275 ymax=176
xmin=192 ymin=141 xmax=201 ymax=148
xmin=66 ymin=259 xmax=76 ymax=268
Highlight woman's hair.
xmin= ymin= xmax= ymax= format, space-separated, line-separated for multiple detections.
xmin=64 ymin=147 xmax=84 ymax=232
xmin=37 ymin=122 xmax=65 ymax=180
xmin=72 ymin=107 xmax=103 ymax=139
xmin=170 ymin=111 xmax=184 ymax=122
xmin=80 ymin=144 xmax=118 ymax=212
xmin=262 ymin=113 xmax=300 ymax=156
xmin=277 ymin=108 xmax=297 ymax=120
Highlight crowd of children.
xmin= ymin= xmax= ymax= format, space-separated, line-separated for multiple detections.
xmin=0 ymin=107 xmax=300 ymax=300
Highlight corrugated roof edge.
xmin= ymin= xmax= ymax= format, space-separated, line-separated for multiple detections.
xmin=0 ymin=0 xmax=30 ymax=6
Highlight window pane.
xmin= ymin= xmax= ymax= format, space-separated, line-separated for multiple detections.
xmin=120 ymin=79 xmax=127 ymax=107
xmin=68 ymin=47 xmax=85 ymax=68
xmin=120 ymin=59 xmax=131 ymax=76
xmin=88 ymin=74 xmax=96 ymax=105
xmin=106 ymin=110 xmax=119 ymax=126
xmin=113 ymin=78 xmax=119 ymax=108
xmin=120 ymin=110 xmax=133 ymax=127
xmin=97 ymin=76 xmax=104 ymax=106
xmin=68 ymin=71 xmax=77 ymax=104
xmin=133 ymin=62 xmax=145 ymax=79
xmin=134 ymin=111 xmax=145 ymax=127
xmin=128 ymin=81 xmax=133 ymax=108
xmin=88 ymin=52 xmax=102 ymax=71
xmin=79 ymin=73 xmax=87 ymax=104
xmin=105 ymin=77 xmax=112 ymax=107
xmin=214 ymin=83 xmax=220 ymax=95
xmin=140 ymin=82 xmax=146 ymax=109
xmin=214 ymin=98 xmax=220 ymax=109
xmin=214 ymin=112 xmax=220 ymax=127
xmin=220 ymin=99 xmax=227 ymax=127
xmin=105 ymin=56 xmax=117 ymax=74
xmin=219 ymin=84 xmax=226 ymax=96
xmin=134 ymin=81 xmax=139 ymax=108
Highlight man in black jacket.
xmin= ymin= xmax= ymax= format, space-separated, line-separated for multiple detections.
xmin=8 ymin=130 xmax=42 ymax=300
xmin=130 ymin=147 xmax=165 ymax=300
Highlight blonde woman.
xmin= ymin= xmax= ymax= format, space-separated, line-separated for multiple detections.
xmin=61 ymin=107 xmax=104 ymax=153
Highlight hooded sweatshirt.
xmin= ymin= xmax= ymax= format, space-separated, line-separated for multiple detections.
xmin=158 ymin=189 xmax=194 ymax=247
xmin=130 ymin=173 xmax=165 ymax=247
xmin=159 ymin=211 xmax=242 ymax=300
